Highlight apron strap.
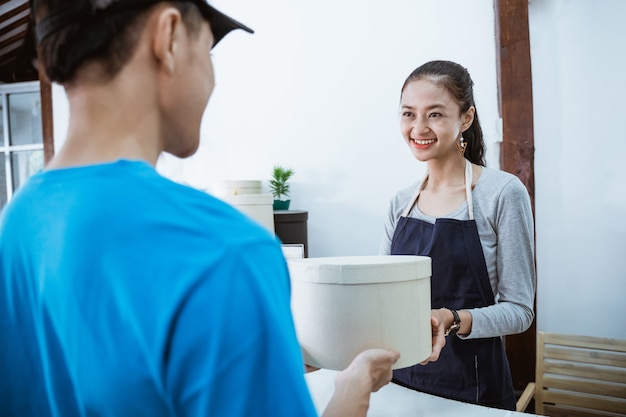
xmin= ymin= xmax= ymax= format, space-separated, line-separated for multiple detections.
xmin=401 ymin=159 xmax=475 ymax=220
xmin=401 ymin=175 xmax=427 ymax=218
xmin=465 ymin=159 xmax=474 ymax=221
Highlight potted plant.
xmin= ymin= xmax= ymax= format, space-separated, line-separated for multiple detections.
xmin=269 ymin=165 xmax=294 ymax=210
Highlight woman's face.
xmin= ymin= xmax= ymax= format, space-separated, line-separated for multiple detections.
xmin=400 ymin=79 xmax=474 ymax=163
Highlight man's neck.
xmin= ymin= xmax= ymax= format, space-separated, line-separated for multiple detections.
xmin=49 ymin=68 xmax=162 ymax=170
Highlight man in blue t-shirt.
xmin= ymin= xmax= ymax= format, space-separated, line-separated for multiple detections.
xmin=0 ymin=1 xmax=415 ymax=416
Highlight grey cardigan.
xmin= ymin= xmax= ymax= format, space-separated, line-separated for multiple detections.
xmin=379 ymin=166 xmax=536 ymax=339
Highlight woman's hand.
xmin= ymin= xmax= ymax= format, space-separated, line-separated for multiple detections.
xmin=419 ymin=311 xmax=447 ymax=364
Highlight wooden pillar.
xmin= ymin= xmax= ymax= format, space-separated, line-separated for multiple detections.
xmin=36 ymin=29 xmax=55 ymax=165
xmin=495 ymin=0 xmax=537 ymax=391
xmin=39 ymin=76 xmax=54 ymax=165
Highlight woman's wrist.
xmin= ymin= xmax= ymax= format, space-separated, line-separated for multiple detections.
xmin=440 ymin=307 xmax=473 ymax=336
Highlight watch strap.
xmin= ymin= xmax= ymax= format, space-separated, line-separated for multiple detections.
xmin=444 ymin=308 xmax=461 ymax=336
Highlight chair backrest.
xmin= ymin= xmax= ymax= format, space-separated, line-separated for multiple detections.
xmin=534 ymin=331 xmax=626 ymax=417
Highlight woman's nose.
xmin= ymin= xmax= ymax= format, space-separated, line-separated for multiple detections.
xmin=411 ymin=116 xmax=428 ymax=135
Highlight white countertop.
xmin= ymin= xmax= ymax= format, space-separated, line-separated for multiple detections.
xmin=305 ymin=369 xmax=539 ymax=417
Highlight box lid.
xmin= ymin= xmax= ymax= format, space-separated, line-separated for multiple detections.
xmin=212 ymin=179 xmax=262 ymax=189
xmin=210 ymin=180 xmax=262 ymax=197
xmin=219 ymin=193 xmax=273 ymax=205
xmin=288 ymin=255 xmax=431 ymax=284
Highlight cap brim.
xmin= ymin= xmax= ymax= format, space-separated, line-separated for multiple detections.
xmin=195 ymin=2 xmax=254 ymax=48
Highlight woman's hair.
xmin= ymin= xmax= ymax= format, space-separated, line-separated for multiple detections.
xmin=401 ymin=60 xmax=486 ymax=166
xmin=34 ymin=1 xmax=204 ymax=84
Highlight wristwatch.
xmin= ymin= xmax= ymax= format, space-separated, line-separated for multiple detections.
xmin=444 ymin=308 xmax=461 ymax=336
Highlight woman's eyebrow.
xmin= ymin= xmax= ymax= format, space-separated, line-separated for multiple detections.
xmin=401 ymin=103 xmax=446 ymax=111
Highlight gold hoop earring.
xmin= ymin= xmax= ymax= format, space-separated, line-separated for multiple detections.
xmin=457 ymin=137 xmax=467 ymax=156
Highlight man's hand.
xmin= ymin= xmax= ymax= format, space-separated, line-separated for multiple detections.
xmin=323 ymin=349 xmax=400 ymax=417
xmin=338 ymin=348 xmax=401 ymax=393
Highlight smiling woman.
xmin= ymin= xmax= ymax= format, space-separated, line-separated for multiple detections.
xmin=379 ymin=60 xmax=535 ymax=411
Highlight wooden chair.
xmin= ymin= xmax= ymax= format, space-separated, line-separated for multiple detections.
xmin=516 ymin=331 xmax=626 ymax=416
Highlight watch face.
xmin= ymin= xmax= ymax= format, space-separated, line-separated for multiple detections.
xmin=445 ymin=323 xmax=461 ymax=337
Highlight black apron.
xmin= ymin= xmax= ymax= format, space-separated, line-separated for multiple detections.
xmin=390 ymin=160 xmax=516 ymax=410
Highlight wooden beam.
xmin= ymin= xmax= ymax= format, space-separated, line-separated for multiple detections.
xmin=39 ymin=77 xmax=54 ymax=165
xmin=37 ymin=40 xmax=55 ymax=165
xmin=495 ymin=0 xmax=537 ymax=392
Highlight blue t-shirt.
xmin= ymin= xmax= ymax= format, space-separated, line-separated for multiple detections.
xmin=0 ymin=160 xmax=317 ymax=417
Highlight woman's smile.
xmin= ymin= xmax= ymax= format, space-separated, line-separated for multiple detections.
xmin=412 ymin=138 xmax=437 ymax=147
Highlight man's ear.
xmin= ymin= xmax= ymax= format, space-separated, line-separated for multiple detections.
xmin=151 ymin=7 xmax=184 ymax=75
xmin=461 ymin=106 xmax=476 ymax=132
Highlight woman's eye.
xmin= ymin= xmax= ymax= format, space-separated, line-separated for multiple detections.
xmin=402 ymin=112 xmax=414 ymax=118
xmin=428 ymin=112 xmax=442 ymax=118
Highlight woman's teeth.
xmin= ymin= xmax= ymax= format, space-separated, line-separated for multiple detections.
xmin=413 ymin=139 xmax=436 ymax=145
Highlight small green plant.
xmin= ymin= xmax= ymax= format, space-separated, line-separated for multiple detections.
xmin=269 ymin=165 xmax=295 ymax=200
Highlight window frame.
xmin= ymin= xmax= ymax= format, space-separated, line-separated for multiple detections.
xmin=1 ymin=80 xmax=44 ymax=204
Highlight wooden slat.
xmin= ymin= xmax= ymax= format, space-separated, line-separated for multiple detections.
xmin=0 ymin=1 xmax=28 ymax=23
xmin=543 ymin=404 xmax=625 ymax=417
xmin=544 ymin=360 xmax=626 ymax=384
xmin=0 ymin=6 xmax=29 ymax=32
xmin=544 ymin=345 xmax=626 ymax=367
xmin=536 ymin=331 xmax=546 ymax=391
xmin=544 ymin=333 xmax=626 ymax=353
xmin=543 ymin=374 xmax=626 ymax=398
xmin=515 ymin=382 xmax=535 ymax=412
xmin=542 ymin=390 xmax=626 ymax=415
xmin=0 ymin=24 xmax=28 ymax=51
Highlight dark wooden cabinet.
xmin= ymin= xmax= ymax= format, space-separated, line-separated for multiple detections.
xmin=274 ymin=210 xmax=308 ymax=257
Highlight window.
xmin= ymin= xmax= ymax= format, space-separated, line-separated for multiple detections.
xmin=1 ymin=81 xmax=44 ymax=209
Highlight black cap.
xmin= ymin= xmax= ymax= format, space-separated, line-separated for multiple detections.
xmin=35 ymin=0 xmax=254 ymax=48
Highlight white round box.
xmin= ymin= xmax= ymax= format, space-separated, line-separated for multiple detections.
xmin=210 ymin=180 xmax=262 ymax=197
xmin=288 ymin=255 xmax=431 ymax=371
xmin=217 ymin=193 xmax=275 ymax=234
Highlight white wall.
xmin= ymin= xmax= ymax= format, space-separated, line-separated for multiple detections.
xmin=157 ymin=0 xmax=501 ymax=257
xmin=52 ymin=0 xmax=626 ymax=340
xmin=55 ymin=1 xmax=501 ymax=257
xmin=529 ymin=0 xmax=626 ymax=339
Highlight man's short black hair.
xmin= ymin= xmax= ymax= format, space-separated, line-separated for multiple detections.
xmin=32 ymin=0 xmax=253 ymax=83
